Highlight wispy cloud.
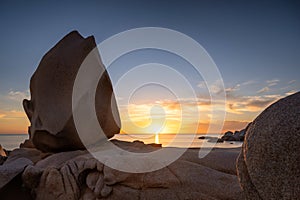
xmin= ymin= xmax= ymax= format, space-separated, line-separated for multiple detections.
xmin=197 ymin=80 xmax=226 ymax=95
xmin=257 ymin=87 xmax=270 ymax=94
xmin=285 ymin=90 xmax=297 ymax=96
xmin=118 ymin=90 xmax=284 ymax=133
xmin=8 ymin=90 xmax=30 ymax=102
xmin=222 ymin=121 xmax=249 ymax=131
xmin=266 ymin=79 xmax=280 ymax=87
xmin=225 ymin=84 xmax=240 ymax=93
xmin=209 ymin=79 xmax=225 ymax=94
xmin=0 ymin=110 xmax=27 ymax=119
xmin=288 ymin=80 xmax=296 ymax=85
xmin=197 ymin=81 xmax=206 ymax=89
xmin=0 ymin=109 xmax=28 ymax=133
xmin=241 ymin=80 xmax=256 ymax=86
xmin=226 ymin=94 xmax=283 ymax=114
xmin=225 ymin=80 xmax=255 ymax=95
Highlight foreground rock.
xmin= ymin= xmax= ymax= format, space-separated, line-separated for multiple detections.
xmin=0 ymin=145 xmax=6 ymax=157
xmin=237 ymin=92 xmax=300 ymax=199
xmin=0 ymin=141 xmax=243 ymax=200
xmin=0 ymin=145 xmax=7 ymax=165
xmin=23 ymin=31 xmax=120 ymax=152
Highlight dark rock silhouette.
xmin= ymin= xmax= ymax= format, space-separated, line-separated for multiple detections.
xmin=22 ymin=31 xmax=120 ymax=152
xmin=237 ymin=92 xmax=300 ymax=199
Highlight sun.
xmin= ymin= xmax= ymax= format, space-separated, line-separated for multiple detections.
xmin=120 ymin=102 xmax=184 ymax=134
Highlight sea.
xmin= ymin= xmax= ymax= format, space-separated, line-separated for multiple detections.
xmin=0 ymin=133 xmax=243 ymax=151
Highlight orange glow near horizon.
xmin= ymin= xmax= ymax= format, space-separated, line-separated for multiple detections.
xmin=0 ymin=97 xmax=276 ymax=134
xmin=119 ymin=100 xmax=252 ymax=134
xmin=0 ymin=102 xmax=252 ymax=134
xmin=0 ymin=110 xmax=29 ymax=134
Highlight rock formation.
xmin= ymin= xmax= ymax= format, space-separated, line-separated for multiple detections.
xmin=0 ymin=141 xmax=242 ymax=200
xmin=22 ymin=31 xmax=120 ymax=152
xmin=237 ymin=92 xmax=300 ymax=199
xmin=221 ymin=124 xmax=251 ymax=142
xmin=200 ymin=124 xmax=251 ymax=143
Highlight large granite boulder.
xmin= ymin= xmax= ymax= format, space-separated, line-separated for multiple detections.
xmin=23 ymin=31 xmax=120 ymax=152
xmin=237 ymin=92 xmax=300 ymax=199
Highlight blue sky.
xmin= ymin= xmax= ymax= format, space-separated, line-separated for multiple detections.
xmin=0 ymin=0 xmax=299 ymax=133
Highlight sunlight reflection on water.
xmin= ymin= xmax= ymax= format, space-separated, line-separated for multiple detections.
xmin=112 ymin=134 xmax=243 ymax=148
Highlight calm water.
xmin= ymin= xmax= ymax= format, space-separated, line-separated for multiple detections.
xmin=112 ymin=134 xmax=243 ymax=148
xmin=0 ymin=133 xmax=242 ymax=150
xmin=0 ymin=134 xmax=29 ymax=150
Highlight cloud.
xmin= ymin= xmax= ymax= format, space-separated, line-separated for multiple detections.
xmin=246 ymin=98 xmax=275 ymax=108
xmin=288 ymin=80 xmax=296 ymax=85
xmin=257 ymin=87 xmax=270 ymax=94
xmin=8 ymin=90 xmax=30 ymax=102
xmin=197 ymin=80 xmax=226 ymax=95
xmin=197 ymin=81 xmax=206 ymax=89
xmin=225 ymin=84 xmax=240 ymax=93
xmin=241 ymin=80 xmax=256 ymax=86
xmin=226 ymin=94 xmax=282 ymax=114
xmin=255 ymin=79 xmax=280 ymax=94
xmin=225 ymin=80 xmax=255 ymax=96
xmin=222 ymin=121 xmax=249 ymax=132
xmin=286 ymin=90 xmax=297 ymax=96
xmin=0 ymin=110 xmax=29 ymax=133
xmin=0 ymin=110 xmax=27 ymax=119
xmin=118 ymin=88 xmax=286 ymax=134
xmin=266 ymin=79 xmax=280 ymax=87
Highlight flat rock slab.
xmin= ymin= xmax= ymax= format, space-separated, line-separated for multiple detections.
xmin=20 ymin=141 xmax=243 ymax=200
xmin=0 ymin=157 xmax=33 ymax=189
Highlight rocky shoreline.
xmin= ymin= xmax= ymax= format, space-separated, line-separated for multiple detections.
xmin=199 ymin=123 xmax=251 ymax=143
xmin=0 ymin=141 xmax=244 ymax=200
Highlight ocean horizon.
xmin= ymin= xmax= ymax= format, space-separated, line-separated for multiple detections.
xmin=0 ymin=133 xmax=242 ymax=150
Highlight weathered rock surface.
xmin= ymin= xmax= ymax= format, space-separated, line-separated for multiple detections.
xmin=0 ymin=147 xmax=49 ymax=191
xmin=0 ymin=141 xmax=243 ymax=200
xmin=23 ymin=31 xmax=120 ymax=152
xmin=237 ymin=92 xmax=300 ymax=199
xmin=14 ymin=141 xmax=243 ymax=200
xmin=0 ymin=158 xmax=33 ymax=189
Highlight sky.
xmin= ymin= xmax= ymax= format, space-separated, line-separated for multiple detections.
xmin=0 ymin=0 xmax=299 ymax=134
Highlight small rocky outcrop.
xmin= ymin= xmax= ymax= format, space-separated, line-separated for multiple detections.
xmin=237 ymin=92 xmax=300 ymax=199
xmin=220 ymin=123 xmax=251 ymax=142
xmin=199 ymin=124 xmax=250 ymax=143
